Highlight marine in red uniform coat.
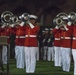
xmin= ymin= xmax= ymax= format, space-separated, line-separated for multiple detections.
xmin=0 ymin=24 xmax=13 ymax=64
xmin=52 ymin=26 xmax=61 ymax=66
xmin=24 ymin=15 xmax=40 ymax=73
xmin=60 ymin=24 xmax=73 ymax=72
xmin=71 ymin=21 xmax=76 ymax=75
xmin=13 ymin=23 xmax=25 ymax=69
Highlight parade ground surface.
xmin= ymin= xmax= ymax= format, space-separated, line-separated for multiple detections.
xmin=2 ymin=59 xmax=74 ymax=75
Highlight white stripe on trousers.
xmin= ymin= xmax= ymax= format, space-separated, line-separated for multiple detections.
xmin=47 ymin=47 xmax=54 ymax=61
xmin=43 ymin=46 xmax=48 ymax=60
xmin=36 ymin=47 xmax=39 ymax=61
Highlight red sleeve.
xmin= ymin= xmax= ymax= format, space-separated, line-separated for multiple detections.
xmin=52 ymin=28 xmax=61 ymax=35
xmin=33 ymin=25 xmax=40 ymax=33
xmin=10 ymin=27 xmax=16 ymax=34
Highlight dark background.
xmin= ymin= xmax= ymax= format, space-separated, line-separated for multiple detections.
xmin=0 ymin=0 xmax=75 ymax=58
xmin=0 ymin=0 xmax=76 ymax=26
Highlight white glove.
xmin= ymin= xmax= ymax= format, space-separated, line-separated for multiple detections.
xmin=55 ymin=26 xmax=59 ymax=29
xmin=43 ymin=39 xmax=45 ymax=43
xmin=1 ymin=25 xmax=5 ymax=28
xmin=48 ymin=39 xmax=50 ymax=43
xmin=10 ymin=24 xmax=15 ymax=27
xmin=19 ymin=22 xmax=25 ymax=27
xmin=67 ymin=21 xmax=72 ymax=26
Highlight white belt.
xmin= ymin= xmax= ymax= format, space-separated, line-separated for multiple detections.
xmin=55 ymin=38 xmax=60 ymax=40
xmin=7 ymin=37 xmax=9 ymax=38
xmin=5 ymin=36 xmax=9 ymax=38
xmin=16 ymin=36 xmax=25 ymax=38
xmin=25 ymin=35 xmax=36 ymax=37
xmin=61 ymin=37 xmax=71 ymax=39
xmin=1 ymin=36 xmax=9 ymax=38
xmin=73 ymin=37 xmax=76 ymax=40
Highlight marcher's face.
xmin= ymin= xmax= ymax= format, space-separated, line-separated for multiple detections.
xmin=45 ymin=31 xmax=48 ymax=34
xmin=50 ymin=31 xmax=52 ymax=34
xmin=74 ymin=21 xmax=76 ymax=25
xmin=30 ymin=19 xmax=36 ymax=24
xmin=62 ymin=21 xmax=67 ymax=25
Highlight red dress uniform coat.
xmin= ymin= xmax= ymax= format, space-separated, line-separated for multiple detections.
xmin=0 ymin=27 xmax=2 ymax=35
xmin=0 ymin=27 xmax=12 ymax=44
xmin=60 ymin=25 xmax=73 ymax=48
xmin=14 ymin=26 xmax=25 ymax=46
xmin=52 ymin=28 xmax=61 ymax=47
xmin=72 ymin=25 xmax=76 ymax=49
xmin=24 ymin=25 xmax=40 ymax=47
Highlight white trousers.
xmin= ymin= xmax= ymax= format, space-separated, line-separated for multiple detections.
xmin=47 ymin=47 xmax=54 ymax=61
xmin=24 ymin=47 xmax=37 ymax=73
xmin=54 ymin=46 xmax=61 ymax=66
xmin=61 ymin=47 xmax=71 ymax=72
xmin=2 ymin=45 xmax=7 ymax=64
xmin=15 ymin=46 xmax=25 ymax=68
xmin=72 ymin=49 xmax=76 ymax=75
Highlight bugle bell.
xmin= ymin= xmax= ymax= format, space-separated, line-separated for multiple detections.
xmin=19 ymin=13 xmax=29 ymax=22
xmin=57 ymin=12 xmax=68 ymax=20
xmin=68 ymin=12 xmax=76 ymax=23
xmin=11 ymin=15 xmax=19 ymax=24
xmin=1 ymin=11 xmax=13 ymax=23
xmin=53 ymin=16 xmax=63 ymax=27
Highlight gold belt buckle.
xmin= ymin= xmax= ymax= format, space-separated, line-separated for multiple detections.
xmin=28 ymin=34 xmax=30 ymax=37
xmin=63 ymin=37 xmax=65 ymax=39
xmin=18 ymin=36 xmax=20 ymax=38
